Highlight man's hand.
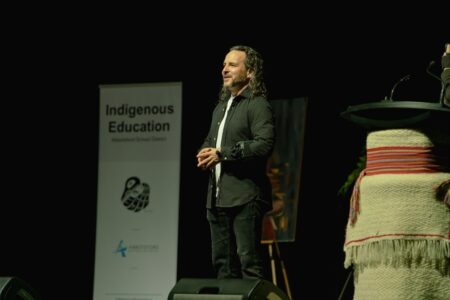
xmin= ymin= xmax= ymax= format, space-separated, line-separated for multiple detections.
xmin=197 ymin=147 xmax=221 ymax=170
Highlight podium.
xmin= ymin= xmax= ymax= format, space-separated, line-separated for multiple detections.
xmin=340 ymin=100 xmax=450 ymax=129
xmin=340 ymin=99 xmax=450 ymax=299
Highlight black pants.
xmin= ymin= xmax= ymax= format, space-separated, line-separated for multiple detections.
xmin=207 ymin=201 xmax=268 ymax=279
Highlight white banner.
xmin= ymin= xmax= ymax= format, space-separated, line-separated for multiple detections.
xmin=94 ymin=82 xmax=182 ymax=300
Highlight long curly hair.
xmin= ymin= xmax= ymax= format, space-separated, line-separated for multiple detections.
xmin=219 ymin=45 xmax=267 ymax=102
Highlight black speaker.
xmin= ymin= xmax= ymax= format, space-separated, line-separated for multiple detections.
xmin=0 ymin=277 xmax=40 ymax=300
xmin=168 ymin=278 xmax=289 ymax=300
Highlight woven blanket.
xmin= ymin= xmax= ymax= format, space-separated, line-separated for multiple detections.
xmin=344 ymin=128 xmax=450 ymax=299
xmin=353 ymin=262 xmax=450 ymax=300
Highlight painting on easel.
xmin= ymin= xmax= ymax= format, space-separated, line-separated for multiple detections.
xmin=262 ymin=97 xmax=308 ymax=243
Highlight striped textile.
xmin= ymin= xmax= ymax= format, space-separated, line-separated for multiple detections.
xmin=349 ymin=145 xmax=449 ymax=225
xmin=344 ymin=128 xmax=450 ymax=300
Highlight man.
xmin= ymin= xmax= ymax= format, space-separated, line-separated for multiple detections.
xmin=196 ymin=45 xmax=275 ymax=279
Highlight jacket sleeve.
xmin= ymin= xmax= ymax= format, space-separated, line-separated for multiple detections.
xmin=221 ymin=98 xmax=275 ymax=161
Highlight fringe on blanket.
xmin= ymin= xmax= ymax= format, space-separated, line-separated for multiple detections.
xmin=344 ymin=239 xmax=450 ymax=271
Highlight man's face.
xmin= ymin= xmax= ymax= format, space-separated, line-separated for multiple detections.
xmin=222 ymin=50 xmax=251 ymax=94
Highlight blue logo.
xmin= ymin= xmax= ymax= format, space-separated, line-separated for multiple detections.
xmin=115 ymin=240 xmax=128 ymax=257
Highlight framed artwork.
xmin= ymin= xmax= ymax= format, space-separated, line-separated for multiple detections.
xmin=262 ymin=97 xmax=308 ymax=243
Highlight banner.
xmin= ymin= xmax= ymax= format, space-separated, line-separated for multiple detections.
xmin=94 ymin=82 xmax=182 ymax=300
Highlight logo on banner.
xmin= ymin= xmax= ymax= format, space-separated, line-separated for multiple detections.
xmin=114 ymin=239 xmax=159 ymax=258
xmin=115 ymin=240 xmax=128 ymax=257
xmin=121 ymin=176 xmax=150 ymax=212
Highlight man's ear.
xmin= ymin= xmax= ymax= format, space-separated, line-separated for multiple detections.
xmin=247 ymin=69 xmax=254 ymax=79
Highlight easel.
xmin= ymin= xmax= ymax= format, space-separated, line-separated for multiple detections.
xmin=262 ymin=218 xmax=293 ymax=299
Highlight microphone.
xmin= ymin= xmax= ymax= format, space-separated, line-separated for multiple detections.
xmin=426 ymin=61 xmax=442 ymax=82
xmin=388 ymin=74 xmax=411 ymax=101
